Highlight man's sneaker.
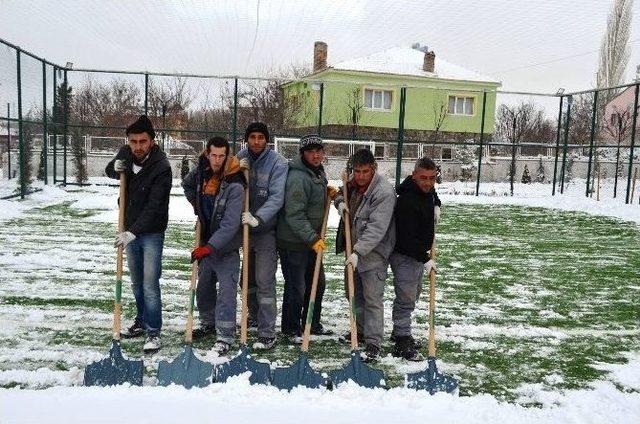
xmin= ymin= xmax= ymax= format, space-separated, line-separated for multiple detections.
xmin=289 ymin=334 xmax=303 ymax=345
xmin=363 ymin=344 xmax=380 ymax=363
xmin=213 ymin=340 xmax=231 ymax=355
xmin=192 ymin=325 xmax=215 ymax=340
xmin=390 ymin=334 xmax=423 ymax=350
xmin=121 ymin=320 xmax=144 ymax=339
xmin=252 ymin=337 xmax=276 ymax=350
xmin=338 ymin=331 xmax=364 ymax=345
xmin=311 ymin=325 xmax=334 ymax=336
xmin=392 ymin=336 xmax=425 ymax=362
xmin=143 ymin=335 xmax=161 ymax=353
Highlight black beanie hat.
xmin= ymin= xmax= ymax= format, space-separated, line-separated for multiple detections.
xmin=244 ymin=122 xmax=270 ymax=143
xmin=126 ymin=115 xmax=156 ymax=139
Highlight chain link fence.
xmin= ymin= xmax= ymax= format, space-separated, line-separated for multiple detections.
xmin=1 ymin=37 xmax=638 ymax=201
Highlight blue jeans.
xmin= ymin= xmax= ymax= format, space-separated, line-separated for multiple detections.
xmin=125 ymin=233 xmax=164 ymax=337
xmin=279 ymin=248 xmax=325 ymax=336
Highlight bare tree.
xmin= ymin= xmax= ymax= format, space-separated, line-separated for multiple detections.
xmin=596 ymin=0 xmax=633 ymax=104
xmin=346 ymin=87 xmax=365 ymax=139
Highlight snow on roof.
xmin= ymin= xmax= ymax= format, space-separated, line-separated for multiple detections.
xmin=330 ymin=46 xmax=501 ymax=85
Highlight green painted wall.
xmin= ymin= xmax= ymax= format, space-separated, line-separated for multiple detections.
xmin=283 ymin=69 xmax=499 ymax=134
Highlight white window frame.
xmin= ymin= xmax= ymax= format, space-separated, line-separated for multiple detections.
xmin=448 ymin=95 xmax=475 ymax=116
xmin=364 ymin=88 xmax=393 ymax=112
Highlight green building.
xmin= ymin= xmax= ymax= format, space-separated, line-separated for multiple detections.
xmin=283 ymin=42 xmax=501 ymax=146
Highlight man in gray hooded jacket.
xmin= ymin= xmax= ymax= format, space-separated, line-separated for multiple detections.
xmin=182 ymin=136 xmax=245 ymax=355
xmin=334 ymin=148 xmax=396 ymax=362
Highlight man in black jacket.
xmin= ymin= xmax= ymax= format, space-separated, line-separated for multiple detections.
xmin=105 ymin=115 xmax=172 ymax=353
xmin=389 ymin=156 xmax=441 ymax=361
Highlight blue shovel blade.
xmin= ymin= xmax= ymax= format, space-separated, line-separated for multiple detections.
xmin=272 ymin=352 xmax=328 ymax=391
xmin=330 ymin=350 xmax=385 ymax=389
xmin=215 ymin=345 xmax=272 ymax=385
xmin=84 ymin=340 xmax=143 ymax=386
xmin=157 ymin=345 xmax=214 ymax=389
xmin=406 ymin=357 xmax=458 ymax=394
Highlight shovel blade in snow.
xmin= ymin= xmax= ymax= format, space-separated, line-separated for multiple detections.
xmin=215 ymin=345 xmax=271 ymax=385
xmin=272 ymin=352 xmax=328 ymax=391
xmin=329 ymin=350 xmax=386 ymax=389
xmin=84 ymin=340 xmax=144 ymax=386
xmin=157 ymin=345 xmax=213 ymax=388
xmin=406 ymin=357 xmax=458 ymax=395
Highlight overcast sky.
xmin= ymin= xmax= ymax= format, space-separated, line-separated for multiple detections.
xmin=1 ymin=0 xmax=639 ymax=101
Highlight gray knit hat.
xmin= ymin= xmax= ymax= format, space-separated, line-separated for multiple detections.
xmin=299 ymin=134 xmax=324 ymax=152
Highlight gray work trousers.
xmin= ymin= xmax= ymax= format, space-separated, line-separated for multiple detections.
xmin=354 ymin=265 xmax=388 ymax=348
xmin=243 ymin=231 xmax=278 ymax=338
xmin=197 ymin=250 xmax=240 ymax=344
xmin=389 ymin=252 xmax=424 ymax=337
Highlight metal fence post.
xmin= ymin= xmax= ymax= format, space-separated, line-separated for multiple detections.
xmin=475 ymin=91 xmax=487 ymax=196
xmin=552 ymin=96 xmax=564 ymax=195
xmin=317 ymin=82 xmax=324 ymax=137
xmin=559 ymin=95 xmax=572 ymax=194
xmin=586 ymin=90 xmax=598 ymax=197
xmin=144 ymin=73 xmax=149 ymax=115
xmin=17 ymin=49 xmax=25 ymax=199
xmin=232 ymin=78 xmax=238 ymax=153
xmin=625 ymin=83 xmax=640 ymax=204
xmin=510 ymin=114 xmax=517 ymax=197
xmin=52 ymin=66 xmax=57 ymax=184
xmin=395 ymin=87 xmax=407 ymax=187
xmin=63 ymin=68 xmax=68 ymax=185
xmin=42 ymin=60 xmax=48 ymax=185
xmin=6 ymin=103 xmax=10 ymax=180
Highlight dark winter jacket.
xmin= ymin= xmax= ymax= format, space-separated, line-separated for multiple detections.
xmin=181 ymin=154 xmax=246 ymax=253
xmin=276 ymin=155 xmax=328 ymax=251
xmin=105 ymin=144 xmax=172 ymax=236
xmin=393 ymin=176 xmax=442 ymax=263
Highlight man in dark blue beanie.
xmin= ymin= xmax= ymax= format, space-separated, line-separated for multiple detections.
xmin=233 ymin=122 xmax=287 ymax=350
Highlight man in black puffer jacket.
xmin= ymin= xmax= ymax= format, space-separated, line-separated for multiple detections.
xmin=390 ymin=156 xmax=441 ymax=361
xmin=105 ymin=115 xmax=172 ymax=353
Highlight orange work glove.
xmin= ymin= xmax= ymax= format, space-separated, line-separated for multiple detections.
xmin=311 ymin=238 xmax=326 ymax=254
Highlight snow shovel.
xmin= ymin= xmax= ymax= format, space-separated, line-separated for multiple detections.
xmin=157 ymin=219 xmax=214 ymax=388
xmin=272 ymin=196 xmax=331 ymax=391
xmin=406 ymin=230 xmax=458 ymax=395
xmin=85 ymin=172 xmax=144 ymax=386
xmin=215 ymin=169 xmax=271 ymax=385
xmin=330 ymin=171 xmax=385 ymax=389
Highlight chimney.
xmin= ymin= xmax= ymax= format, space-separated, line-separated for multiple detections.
xmin=423 ymin=50 xmax=435 ymax=73
xmin=313 ymin=41 xmax=328 ymax=72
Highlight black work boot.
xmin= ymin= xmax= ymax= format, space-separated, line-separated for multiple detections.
xmin=392 ymin=336 xmax=424 ymax=362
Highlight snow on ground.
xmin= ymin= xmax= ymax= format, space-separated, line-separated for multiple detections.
xmin=1 ymin=177 xmax=639 ymax=423
xmin=2 ymin=362 xmax=639 ymax=424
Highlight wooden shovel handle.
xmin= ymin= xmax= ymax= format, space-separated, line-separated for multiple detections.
xmin=428 ymin=235 xmax=437 ymax=357
xmin=113 ymin=172 xmax=126 ymax=340
xmin=341 ymin=172 xmax=359 ymax=350
xmin=301 ymin=194 xmax=332 ymax=352
xmin=240 ymin=169 xmax=250 ymax=345
xmin=185 ymin=219 xmax=201 ymax=344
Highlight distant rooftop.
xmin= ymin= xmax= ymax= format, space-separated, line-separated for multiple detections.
xmin=328 ymin=46 xmax=501 ymax=85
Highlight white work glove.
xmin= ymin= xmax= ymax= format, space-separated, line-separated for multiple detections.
xmin=345 ymin=252 xmax=359 ymax=270
xmin=337 ymin=201 xmax=349 ymax=216
xmin=434 ymin=205 xmax=441 ymax=225
xmin=424 ymin=259 xmax=437 ymax=275
xmin=114 ymin=159 xmax=127 ymax=173
xmin=242 ymin=212 xmax=260 ymax=228
xmin=239 ymin=158 xmax=251 ymax=170
xmin=114 ymin=231 xmax=136 ymax=248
